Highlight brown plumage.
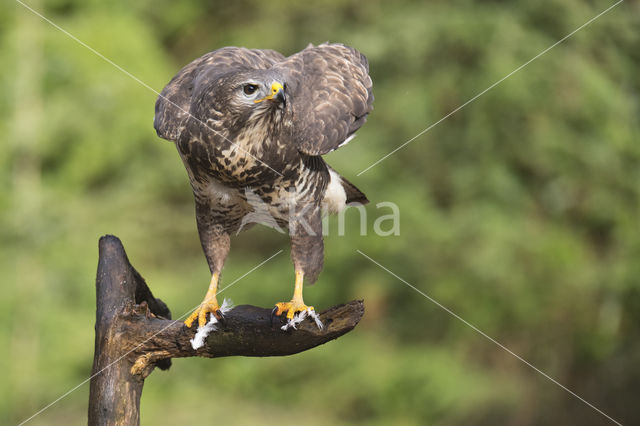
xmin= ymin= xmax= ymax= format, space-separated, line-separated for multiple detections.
xmin=154 ymin=43 xmax=373 ymax=329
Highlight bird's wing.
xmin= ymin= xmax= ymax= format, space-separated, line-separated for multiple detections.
xmin=154 ymin=47 xmax=286 ymax=142
xmin=276 ymin=43 xmax=374 ymax=156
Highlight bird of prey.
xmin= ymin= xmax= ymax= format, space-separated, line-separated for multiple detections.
xmin=154 ymin=43 xmax=373 ymax=329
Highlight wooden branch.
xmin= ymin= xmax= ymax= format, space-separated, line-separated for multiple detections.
xmin=88 ymin=235 xmax=364 ymax=425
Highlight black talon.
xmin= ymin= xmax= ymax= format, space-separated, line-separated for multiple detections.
xmin=215 ymin=309 xmax=224 ymax=322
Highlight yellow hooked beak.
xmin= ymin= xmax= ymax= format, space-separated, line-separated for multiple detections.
xmin=254 ymin=82 xmax=284 ymax=103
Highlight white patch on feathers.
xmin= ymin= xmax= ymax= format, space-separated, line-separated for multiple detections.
xmin=338 ymin=133 xmax=356 ymax=148
xmin=205 ymin=180 xmax=237 ymax=204
xmin=323 ymin=169 xmax=347 ymax=214
xmin=281 ymin=308 xmax=324 ymax=331
xmin=189 ymin=298 xmax=234 ymax=350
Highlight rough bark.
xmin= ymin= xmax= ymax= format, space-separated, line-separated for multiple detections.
xmin=88 ymin=235 xmax=364 ymax=425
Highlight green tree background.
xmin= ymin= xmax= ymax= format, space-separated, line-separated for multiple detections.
xmin=1 ymin=0 xmax=639 ymax=424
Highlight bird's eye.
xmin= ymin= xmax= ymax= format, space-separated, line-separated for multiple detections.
xmin=243 ymin=84 xmax=259 ymax=95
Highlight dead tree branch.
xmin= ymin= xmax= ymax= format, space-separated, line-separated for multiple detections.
xmin=88 ymin=234 xmax=364 ymax=425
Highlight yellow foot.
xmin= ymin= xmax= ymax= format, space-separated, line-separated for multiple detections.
xmin=272 ymin=301 xmax=323 ymax=330
xmin=184 ymin=298 xmax=221 ymax=328
xmin=273 ymin=300 xmax=314 ymax=320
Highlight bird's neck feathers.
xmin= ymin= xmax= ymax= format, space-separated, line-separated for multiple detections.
xmin=241 ymin=106 xmax=287 ymax=141
xmin=247 ymin=103 xmax=285 ymax=127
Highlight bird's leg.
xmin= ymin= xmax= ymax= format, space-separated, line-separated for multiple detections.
xmin=272 ymin=204 xmax=324 ymax=329
xmin=187 ymin=203 xmax=230 ymax=328
xmin=273 ymin=270 xmax=314 ymax=319
xmin=184 ymin=272 xmax=222 ymax=328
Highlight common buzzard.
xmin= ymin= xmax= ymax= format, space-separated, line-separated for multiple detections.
xmin=154 ymin=43 xmax=373 ymax=329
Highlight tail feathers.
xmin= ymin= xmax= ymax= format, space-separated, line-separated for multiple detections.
xmin=341 ymin=176 xmax=369 ymax=205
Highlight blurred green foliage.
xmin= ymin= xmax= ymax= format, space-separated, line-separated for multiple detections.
xmin=1 ymin=0 xmax=639 ymax=424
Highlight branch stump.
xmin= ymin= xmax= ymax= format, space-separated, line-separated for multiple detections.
xmin=88 ymin=235 xmax=364 ymax=425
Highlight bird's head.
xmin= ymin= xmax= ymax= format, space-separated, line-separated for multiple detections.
xmin=196 ymin=69 xmax=289 ymax=132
